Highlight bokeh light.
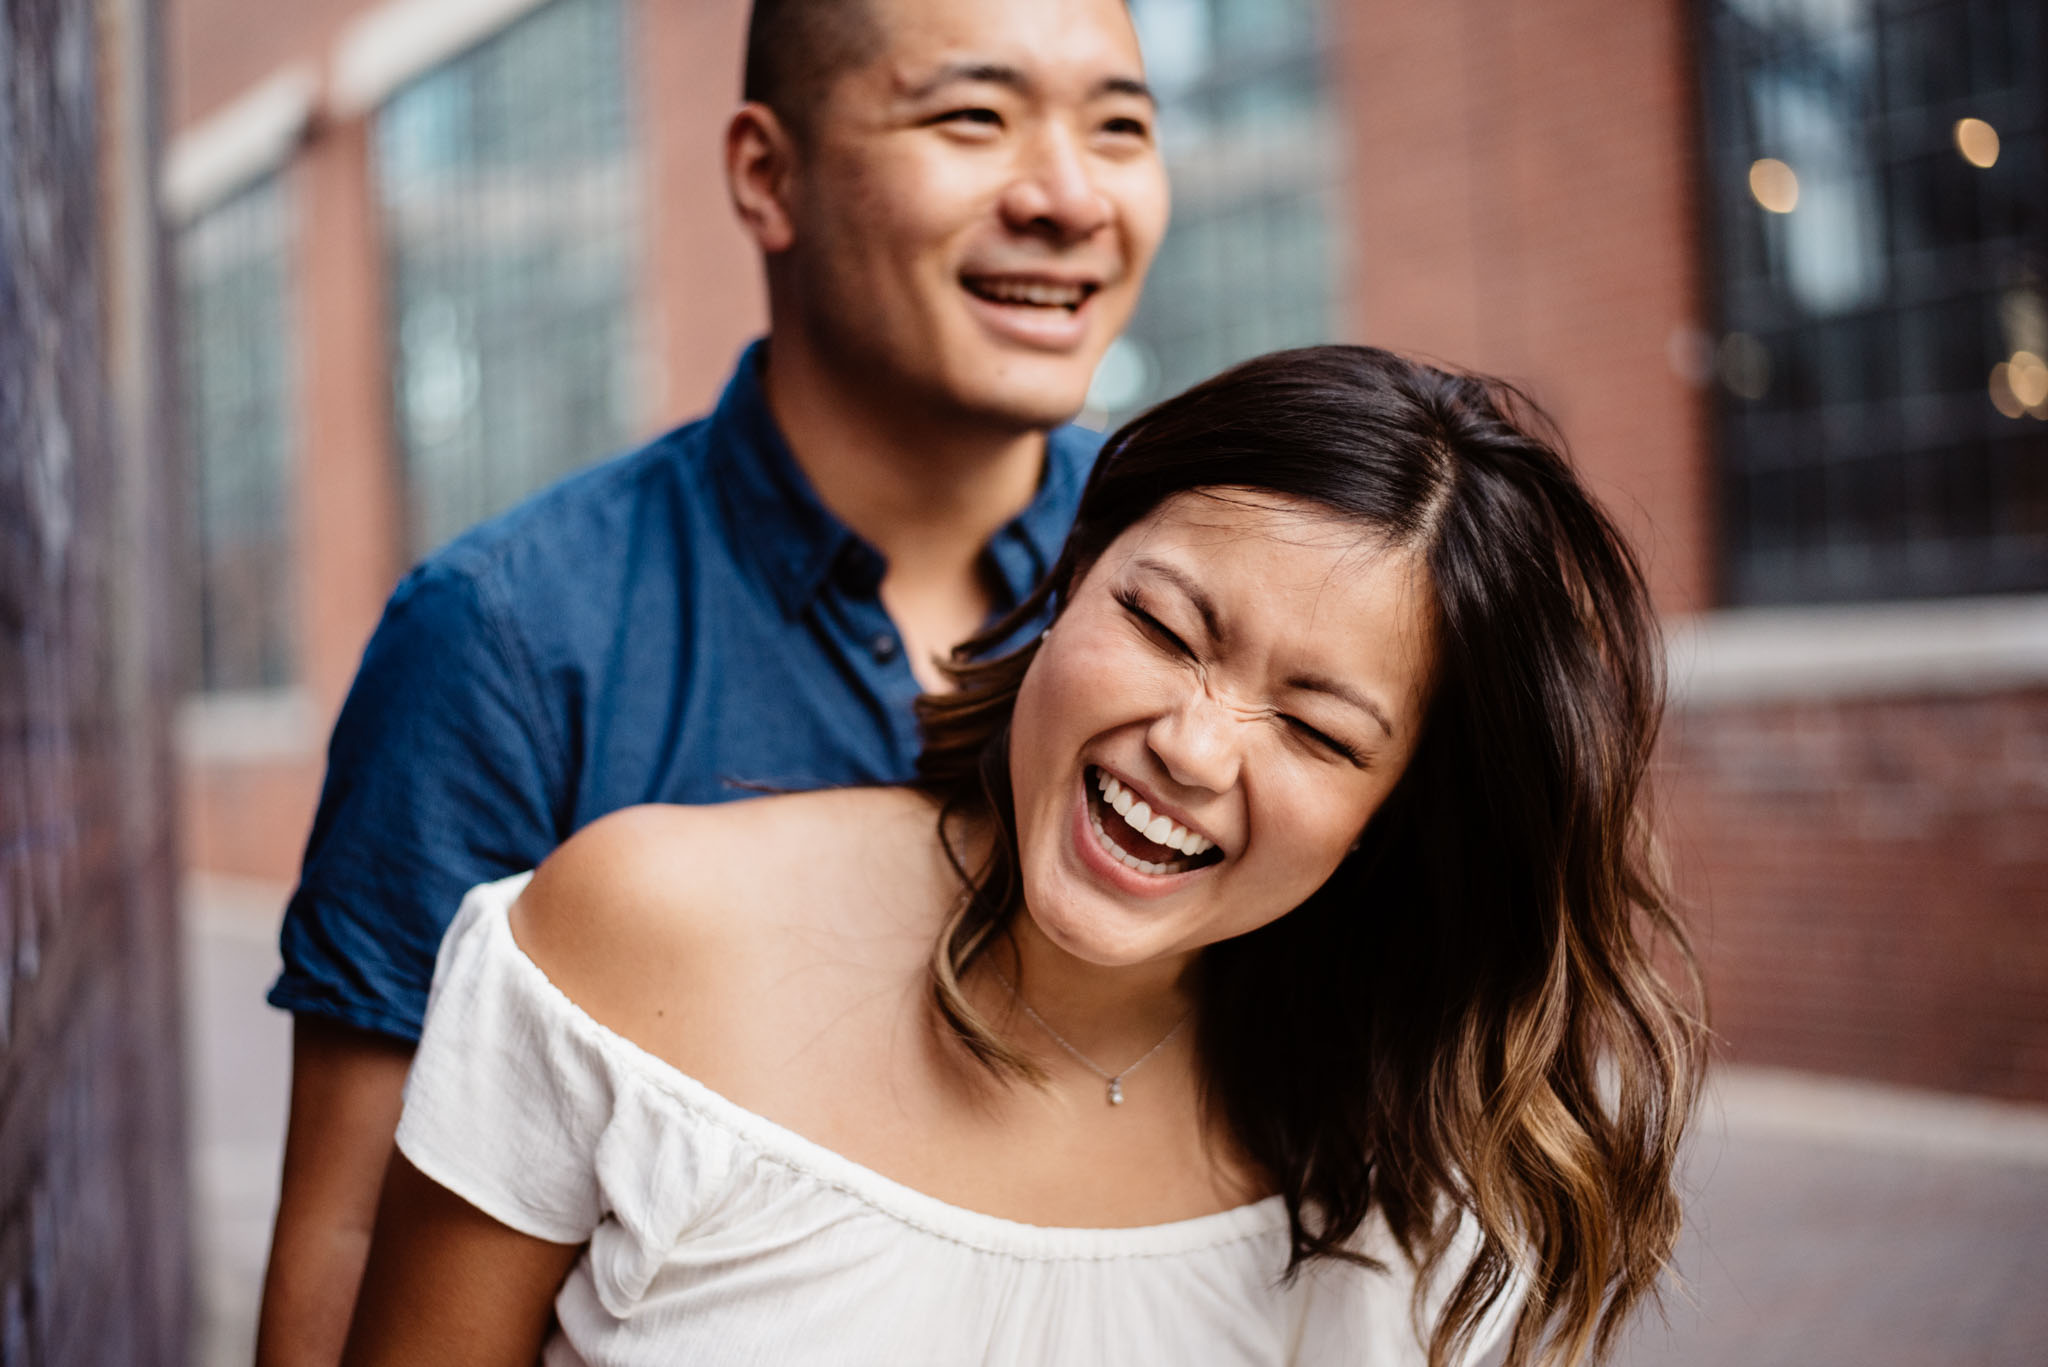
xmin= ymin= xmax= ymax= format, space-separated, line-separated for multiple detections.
xmin=1748 ymin=157 xmax=1799 ymax=213
xmin=1955 ymin=117 xmax=2000 ymax=169
xmin=2007 ymin=350 xmax=2048 ymax=412
xmin=1719 ymin=331 xmax=1772 ymax=400
xmin=1989 ymin=363 xmax=2023 ymax=419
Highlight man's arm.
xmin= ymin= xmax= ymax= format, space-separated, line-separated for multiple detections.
xmin=255 ymin=1021 xmax=413 ymax=1367
xmin=259 ymin=561 xmax=566 ymax=1366
xmin=339 ymin=1155 xmax=580 ymax=1367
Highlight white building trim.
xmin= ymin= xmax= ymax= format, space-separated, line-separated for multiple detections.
xmin=1711 ymin=1065 xmax=2048 ymax=1167
xmin=332 ymin=0 xmax=555 ymax=116
xmin=1669 ymin=593 xmax=2048 ymax=707
xmin=177 ymin=688 xmax=320 ymax=763
xmin=163 ymin=64 xmax=318 ymax=222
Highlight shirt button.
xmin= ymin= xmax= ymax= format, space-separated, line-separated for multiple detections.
xmin=870 ymin=632 xmax=900 ymax=664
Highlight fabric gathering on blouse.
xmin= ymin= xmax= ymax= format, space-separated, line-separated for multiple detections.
xmin=397 ymin=874 xmax=1518 ymax=1366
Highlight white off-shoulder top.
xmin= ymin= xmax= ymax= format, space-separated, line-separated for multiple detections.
xmin=397 ymin=874 xmax=1513 ymax=1366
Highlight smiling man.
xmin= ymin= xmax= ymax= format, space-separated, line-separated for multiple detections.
xmin=255 ymin=0 xmax=1168 ymax=1360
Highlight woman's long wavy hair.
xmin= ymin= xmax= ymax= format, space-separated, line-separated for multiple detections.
xmin=914 ymin=345 xmax=1705 ymax=1367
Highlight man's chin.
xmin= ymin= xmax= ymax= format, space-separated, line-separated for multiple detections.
xmin=943 ymin=365 xmax=1096 ymax=434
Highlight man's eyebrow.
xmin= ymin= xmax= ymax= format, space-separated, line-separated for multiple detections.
xmin=1094 ymin=75 xmax=1155 ymax=103
xmin=901 ymin=64 xmax=1155 ymax=105
xmin=901 ymin=61 xmax=1030 ymax=101
xmin=1132 ymin=558 xmax=1224 ymax=644
xmin=1289 ymin=671 xmax=1395 ymax=741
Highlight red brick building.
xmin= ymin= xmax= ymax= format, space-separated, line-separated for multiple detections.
xmin=168 ymin=0 xmax=2048 ymax=1102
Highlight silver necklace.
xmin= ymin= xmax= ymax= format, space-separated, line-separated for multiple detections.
xmin=989 ymin=967 xmax=1192 ymax=1107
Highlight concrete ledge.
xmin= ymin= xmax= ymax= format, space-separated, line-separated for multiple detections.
xmin=1668 ymin=594 xmax=2048 ymax=707
xmin=164 ymin=65 xmax=317 ymax=221
xmin=176 ymin=688 xmax=318 ymax=763
xmin=333 ymin=0 xmax=554 ymax=115
xmin=182 ymin=872 xmax=293 ymax=939
xmin=1709 ymin=1065 xmax=2048 ymax=1167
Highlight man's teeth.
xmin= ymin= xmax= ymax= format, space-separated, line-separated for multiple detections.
xmin=969 ymin=278 xmax=1087 ymax=309
xmin=1094 ymin=771 xmax=1213 ymax=857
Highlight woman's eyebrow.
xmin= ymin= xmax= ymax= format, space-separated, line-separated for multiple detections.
xmin=1131 ymin=558 xmax=1224 ymax=643
xmin=1288 ymin=672 xmax=1394 ymax=740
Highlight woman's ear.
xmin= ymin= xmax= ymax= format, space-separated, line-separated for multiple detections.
xmin=725 ymin=103 xmax=798 ymax=254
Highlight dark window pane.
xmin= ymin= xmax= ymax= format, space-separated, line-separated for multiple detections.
xmin=375 ymin=0 xmax=640 ymax=557
xmin=178 ymin=174 xmax=297 ymax=692
xmin=1099 ymin=1 xmax=1335 ymax=424
xmin=1704 ymin=0 xmax=2048 ymax=602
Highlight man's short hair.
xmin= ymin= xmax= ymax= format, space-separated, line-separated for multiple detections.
xmin=742 ymin=0 xmax=884 ymax=133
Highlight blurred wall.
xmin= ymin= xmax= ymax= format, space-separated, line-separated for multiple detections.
xmin=1669 ymin=685 xmax=2048 ymax=1101
xmin=0 ymin=0 xmax=189 ymax=1358
xmin=169 ymin=0 xmax=765 ymax=886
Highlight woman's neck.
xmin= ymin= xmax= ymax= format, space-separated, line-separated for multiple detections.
xmin=986 ymin=907 xmax=1199 ymax=1076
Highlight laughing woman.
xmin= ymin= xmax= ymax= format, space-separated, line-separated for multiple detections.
xmin=342 ymin=346 xmax=1704 ymax=1367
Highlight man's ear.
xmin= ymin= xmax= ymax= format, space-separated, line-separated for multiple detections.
xmin=725 ymin=102 xmax=799 ymax=254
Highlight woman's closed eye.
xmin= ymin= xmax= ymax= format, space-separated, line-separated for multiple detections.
xmin=1284 ymin=716 xmax=1367 ymax=767
xmin=1113 ymin=587 xmax=1193 ymax=657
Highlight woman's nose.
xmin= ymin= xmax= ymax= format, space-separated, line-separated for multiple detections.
xmin=1146 ymin=686 xmax=1241 ymax=796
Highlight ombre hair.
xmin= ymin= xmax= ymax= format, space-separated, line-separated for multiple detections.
xmin=915 ymin=346 xmax=1705 ymax=1367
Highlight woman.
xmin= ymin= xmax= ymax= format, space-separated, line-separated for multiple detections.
xmin=343 ymin=346 xmax=1704 ymax=1366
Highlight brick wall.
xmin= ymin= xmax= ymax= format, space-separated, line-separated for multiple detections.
xmin=0 ymin=0 xmax=188 ymax=1358
xmin=1335 ymin=0 xmax=1714 ymax=615
xmin=1665 ymin=690 xmax=2048 ymax=1104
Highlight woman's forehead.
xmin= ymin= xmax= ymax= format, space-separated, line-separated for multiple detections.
xmin=1109 ymin=489 xmax=1408 ymax=577
xmin=1098 ymin=492 xmax=1437 ymax=712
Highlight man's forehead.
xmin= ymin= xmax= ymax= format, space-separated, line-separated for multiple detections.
xmin=863 ymin=0 xmax=1144 ymax=91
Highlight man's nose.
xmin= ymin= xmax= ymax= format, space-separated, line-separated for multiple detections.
xmin=999 ymin=122 xmax=1113 ymax=244
xmin=1146 ymin=685 xmax=1241 ymax=797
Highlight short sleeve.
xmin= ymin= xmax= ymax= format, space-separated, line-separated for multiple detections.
xmin=396 ymin=872 xmax=614 ymax=1243
xmin=268 ymin=558 xmax=564 ymax=1041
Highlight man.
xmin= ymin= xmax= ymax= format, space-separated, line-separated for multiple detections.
xmin=254 ymin=0 xmax=1168 ymax=1359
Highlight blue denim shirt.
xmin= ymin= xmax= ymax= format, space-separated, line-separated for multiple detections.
xmin=270 ymin=341 xmax=1099 ymax=1041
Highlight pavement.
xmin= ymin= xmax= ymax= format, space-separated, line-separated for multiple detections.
xmin=182 ymin=883 xmax=2048 ymax=1367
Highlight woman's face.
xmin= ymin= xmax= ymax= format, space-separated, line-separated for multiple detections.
xmin=1008 ymin=488 xmax=1438 ymax=969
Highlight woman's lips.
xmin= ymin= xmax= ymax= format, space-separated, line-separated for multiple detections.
xmin=1068 ymin=769 xmax=1222 ymax=897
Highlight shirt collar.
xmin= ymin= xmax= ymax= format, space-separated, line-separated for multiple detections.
xmin=705 ymin=340 xmax=854 ymax=619
xmin=706 ymin=339 xmax=1102 ymax=619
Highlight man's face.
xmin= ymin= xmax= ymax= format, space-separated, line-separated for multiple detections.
xmin=779 ymin=0 xmax=1169 ymax=431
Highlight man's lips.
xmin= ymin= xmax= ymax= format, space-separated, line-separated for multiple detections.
xmin=959 ymin=273 xmax=1104 ymax=312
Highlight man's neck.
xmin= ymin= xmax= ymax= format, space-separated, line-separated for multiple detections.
xmin=760 ymin=336 xmax=1053 ymax=687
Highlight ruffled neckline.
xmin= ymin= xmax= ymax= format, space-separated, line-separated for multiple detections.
xmin=471 ymin=873 xmax=1292 ymax=1262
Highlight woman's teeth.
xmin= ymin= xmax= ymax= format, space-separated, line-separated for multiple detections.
xmin=1093 ymin=770 xmax=1215 ymax=870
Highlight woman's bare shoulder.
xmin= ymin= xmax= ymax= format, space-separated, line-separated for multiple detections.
xmin=507 ymin=788 xmax=943 ymax=1058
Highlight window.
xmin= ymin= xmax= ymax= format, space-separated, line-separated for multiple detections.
xmin=1701 ymin=0 xmax=2048 ymax=603
xmin=375 ymin=0 xmax=642 ymax=556
xmin=179 ymin=173 xmax=296 ymax=692
xmin=1091 ymin=0 xmax=1338 ymax=423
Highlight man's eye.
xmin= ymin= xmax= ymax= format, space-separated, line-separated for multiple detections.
xmin=935 ymin=108 xmax=1002 ymax=128
xmin=1101 ymin=116 xmax=1151 ymax=139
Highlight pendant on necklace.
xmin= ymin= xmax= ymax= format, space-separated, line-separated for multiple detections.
xmin=1107 ymin=1078 xmax=1125 ymax=1106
